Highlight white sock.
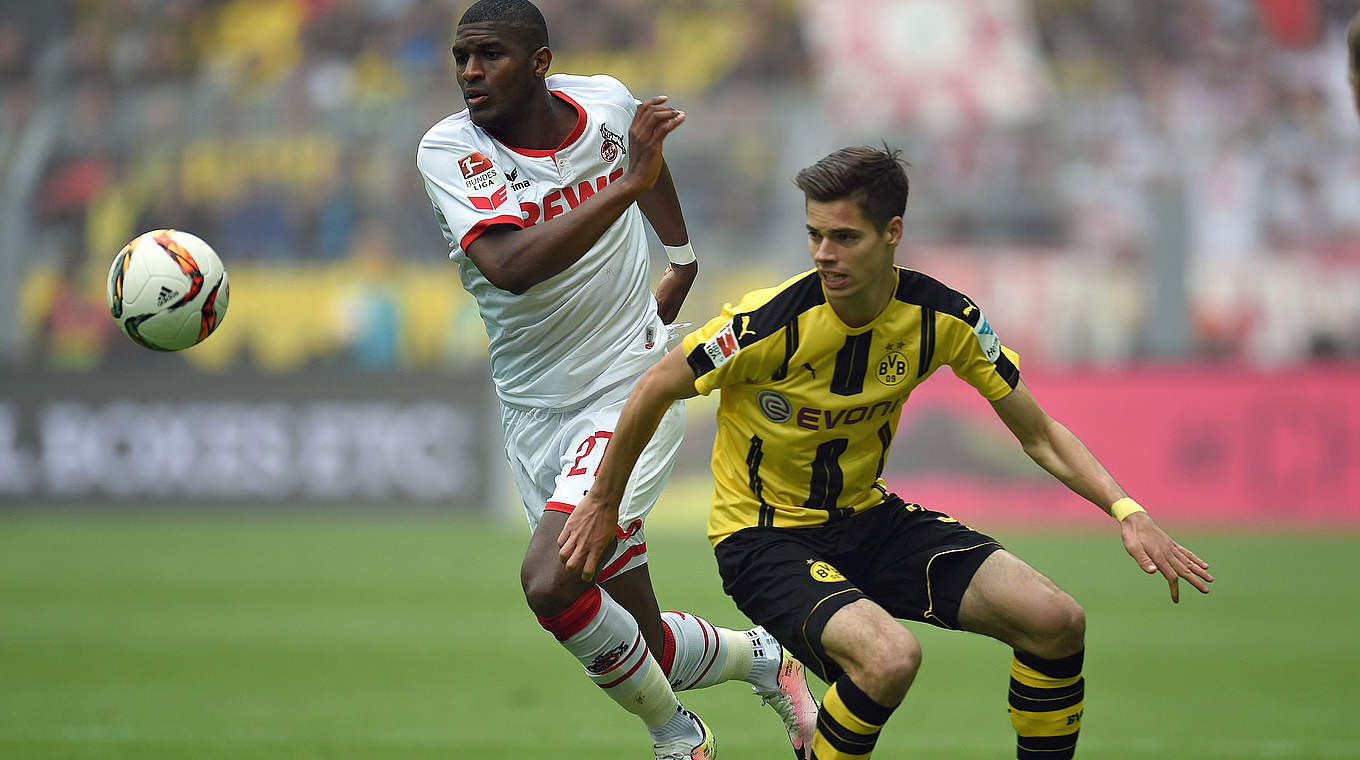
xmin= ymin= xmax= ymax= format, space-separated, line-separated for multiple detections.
xmin=745 ymin=626 xmax=784 ymax=692
xmin=539 ymin=586 xmax=679 ymax=731
xmin=661 ymin=612 xmax=783 ymax=690
xmin=651 ymin=705 xmax=705 ymax=747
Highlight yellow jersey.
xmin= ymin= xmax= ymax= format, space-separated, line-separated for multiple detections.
xmin=681 ymin=267 xmax=1021 ymax=546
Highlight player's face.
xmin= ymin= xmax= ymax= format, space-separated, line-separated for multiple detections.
xmin=805 ymin=198 xmax=902 ymax=323
xmin=452 ymin=23 xmax=544 ymax=129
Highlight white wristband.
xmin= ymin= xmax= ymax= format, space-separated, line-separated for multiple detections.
xmin=664 ymin=242 xmax=696 ymax=265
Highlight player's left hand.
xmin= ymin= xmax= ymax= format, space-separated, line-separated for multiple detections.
xmin=1119 ymin=512 xmax=1213 ymax=603
xmin=655 ymin=261 xmax=697 ymax=324
xmin=558 ymin=493 xmax=621 ymax=582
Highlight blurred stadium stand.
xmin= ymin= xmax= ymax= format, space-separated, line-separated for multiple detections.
xmin=1 ymin=0 xmax=1357 ymax=516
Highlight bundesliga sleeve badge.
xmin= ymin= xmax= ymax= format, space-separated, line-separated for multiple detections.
xmin=459 ymin=151 xmax=509 ymax=210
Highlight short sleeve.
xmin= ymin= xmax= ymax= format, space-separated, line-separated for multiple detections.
xmin=939 ymin=306 xmax=1021 ymax=401
xmin=681 ymin=297 xmax=787 ymax=396
xmin=581 ymin=74 xmax=641 ymax=113
xmin=416 ymin=137 xmax=525 ymax=255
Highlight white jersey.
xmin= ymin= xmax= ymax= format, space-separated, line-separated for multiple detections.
xmin=417 ymin=74 xmax=664 ymax=409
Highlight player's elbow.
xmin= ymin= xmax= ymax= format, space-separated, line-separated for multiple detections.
xmin=1017 ymin=428 xmax=1059 ymax=468
xmin=497 ymin=276 xmax=533 ymax=296
xmin=478 ymin=262 xmax=535 ymax=295
xmin=466 ymin=236 xmax=541 ymax=294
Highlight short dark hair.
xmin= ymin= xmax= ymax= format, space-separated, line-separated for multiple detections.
xmin=793 ymin=146 xmax=909 ymax=230
xmin=459 ymin=0 xmax=549 ymax=51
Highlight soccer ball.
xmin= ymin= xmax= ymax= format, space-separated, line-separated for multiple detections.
xmin=106 ymin=229 xmax=230 ymax=351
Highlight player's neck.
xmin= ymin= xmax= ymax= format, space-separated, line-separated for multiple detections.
xmin=485 ymin=89 xmax=578 ymax=151
xmin=828 ymin=275 xmax=896 ymax=328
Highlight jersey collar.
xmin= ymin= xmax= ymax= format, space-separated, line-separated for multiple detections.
xmin=494 ymin=90 xmax=588 ymax=158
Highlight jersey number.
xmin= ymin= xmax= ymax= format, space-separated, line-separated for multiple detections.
xmin=567 ymin=431 xmax=613 ymax=477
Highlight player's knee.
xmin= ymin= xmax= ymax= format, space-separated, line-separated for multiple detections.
xmin=1029 ymin=592 xmax=1085 ymax=656
xmin=857 ymin=628 xmax=921 ymax=692
xmin=881 ymin=632 xmax=922 ymax=688
xmin=520 ymin=558 xmax=576 ymax=617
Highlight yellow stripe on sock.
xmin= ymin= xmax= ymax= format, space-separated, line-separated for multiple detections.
xmin=1008 ymin=702 xmax=1085 ymax=737
xmin=821 ymin=683 xmax=885 ymax=736
xmin=1011 ymin=659 xmax=1081 ymax=690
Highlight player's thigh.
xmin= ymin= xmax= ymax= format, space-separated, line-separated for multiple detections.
xmin=714 ymin=526 xmax=868 ymax=685
xmin=851 ymin=497 xmax=1003 ymax=631
xmin=547 ymin=392 xmax=685 ymax=531
xmin=956 ymin=550 xmax=1085 ymax=655
xmin=820 ymin=598 xmax=921 ymax=685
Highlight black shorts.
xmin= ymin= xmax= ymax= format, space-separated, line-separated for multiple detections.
xmin=713 ymin=494 xmax=1002 ymax=685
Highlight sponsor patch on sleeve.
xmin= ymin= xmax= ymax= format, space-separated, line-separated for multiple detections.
xmin=703 ymin=321 xmax=740 ymax=368
xmin=973 ymin=314 xmax=1002 ymax=363
xmin=458 ymin=151 xmax=508 ymax=210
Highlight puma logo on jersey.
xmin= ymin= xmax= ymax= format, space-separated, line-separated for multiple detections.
xmin=736 ymin=315 xmax=757 ymax=340
xmin=962 ymin=303 xmax=976 ymax=317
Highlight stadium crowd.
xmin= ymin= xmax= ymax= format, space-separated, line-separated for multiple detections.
xmin=4 ymin=0 xmax=1359 ymax=369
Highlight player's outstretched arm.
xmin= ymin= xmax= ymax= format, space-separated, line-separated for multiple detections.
xmin=465 ymin=96 xmax=687 ymax=294
xmin=558 ymin=348 xmax=699 ymax=581
xmin=990 ymin=380 xmax=1213 ymax=603
xmin=637 ymin=160 xmax=698 ymax=324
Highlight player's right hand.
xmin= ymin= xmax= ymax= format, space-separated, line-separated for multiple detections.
xmin=558 ymin=493 xmax=621 ymax=582
xmin=1119 ymin=512 xmax=1213 ymax=603
xmin=624 ymin=95 xmax=686 ymax=194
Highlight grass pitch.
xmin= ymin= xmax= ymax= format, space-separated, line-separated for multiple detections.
xmin=1 ymin=515 xmax=1356 ymax=759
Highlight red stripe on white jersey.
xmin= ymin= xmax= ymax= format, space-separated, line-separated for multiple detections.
xmin=459 ymin=213 xmax=525 ymax=252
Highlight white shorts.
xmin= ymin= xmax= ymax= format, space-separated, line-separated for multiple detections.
xmin=500 ymin=375 xmax=686 ymax=582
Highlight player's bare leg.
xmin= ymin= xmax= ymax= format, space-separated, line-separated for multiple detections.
xmin=806 ymin=599 xmax=917 ymax=760
xmin=958 ymin=550 xmax=1086 ymax=760
xmin=522 ymin=511 xmax=712 ymax=757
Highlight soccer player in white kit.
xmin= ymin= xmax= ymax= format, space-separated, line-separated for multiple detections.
xmin=415 ymin=2 xmax=816 ymax=758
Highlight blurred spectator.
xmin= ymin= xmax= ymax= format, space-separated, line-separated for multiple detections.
xmin=8 ymin=0 xmax=1360 ymax=371
xmin=333 ymin=220 xmax=402 ymax=369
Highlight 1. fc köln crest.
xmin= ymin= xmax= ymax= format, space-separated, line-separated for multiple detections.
xmin=600 ymin=124 xmax=626 ymax=162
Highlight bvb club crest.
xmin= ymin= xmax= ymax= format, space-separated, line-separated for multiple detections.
xmin=877 ymin=341 xmax=909 ymax=386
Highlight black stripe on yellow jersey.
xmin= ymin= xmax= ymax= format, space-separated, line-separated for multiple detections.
xmin=681 ymin=267 xmax=1021 ymax=547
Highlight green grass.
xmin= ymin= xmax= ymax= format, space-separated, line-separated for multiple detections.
xmin=1 ymin=516 xmax=1357 ymax=759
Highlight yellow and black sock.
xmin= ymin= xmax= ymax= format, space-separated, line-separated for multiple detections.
xmin=1009 ymin=649 xmax=1084 ymax=760
xmin=810 ymin=676 xmax=896 ymax=760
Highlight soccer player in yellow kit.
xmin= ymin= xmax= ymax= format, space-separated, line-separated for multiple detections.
xmin=560 ymin=146 xmax=1213 ymax=760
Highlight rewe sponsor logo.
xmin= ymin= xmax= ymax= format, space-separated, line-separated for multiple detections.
xmin=519 ymin=168 xmax=625 ymax=226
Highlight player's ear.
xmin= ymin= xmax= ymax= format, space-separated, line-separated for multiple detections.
xmin=885 ymin=216 xmax=903 ymax=247
xmin=532 ymin=46 xmax=552 ymax=79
